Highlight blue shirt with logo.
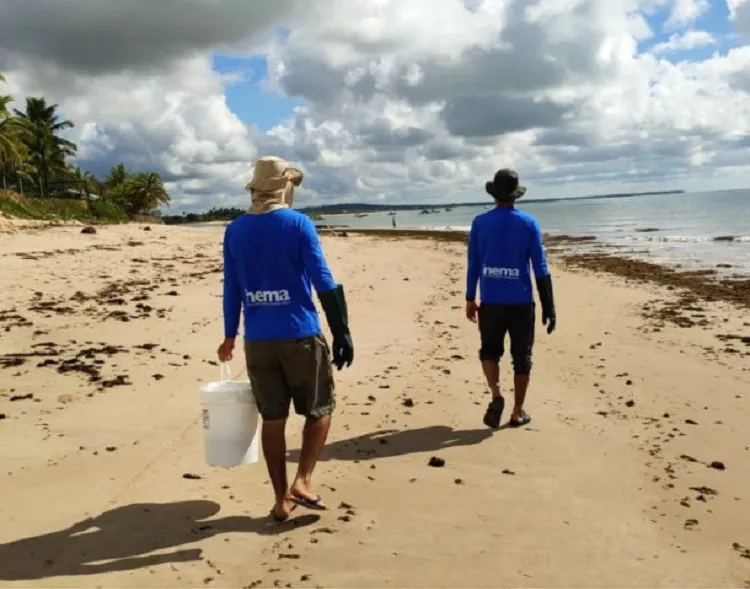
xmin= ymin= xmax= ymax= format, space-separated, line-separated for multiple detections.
xmin=222 ymin=210 xmax=337 ymax=341
xmin=466 ymin=207 xmax=550 ymax=305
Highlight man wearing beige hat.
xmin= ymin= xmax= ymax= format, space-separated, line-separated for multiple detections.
xmin=217 ymin=156 xmax=354 ymax=522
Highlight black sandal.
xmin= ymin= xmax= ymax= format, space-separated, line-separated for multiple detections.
xmin=509 ymin=411 xmax=531 ymax=428
xmin=483 ymin=396 xmax=505 ymax=429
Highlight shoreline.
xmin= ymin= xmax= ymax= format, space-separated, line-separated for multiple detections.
xmin=3 ymin=219 xmax=748 ymax=324
xmin=1 ymin=223 xmax=749 ymax=587
xmin=320 ymin=228 xmax=750 ymax=312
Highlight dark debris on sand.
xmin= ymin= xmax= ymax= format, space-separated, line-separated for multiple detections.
xmin=733 ymin=542 xmax=750 ymax=559
xmin=9 ymin=393 xmax=33 ymax=402
xmin=0 ymin=341 xmax=160 ymax=394
xmin=0 ymin=309 xmax=34 ymax=332
xmin=560 ymin=253 xmax=750 ymax=329
xmin=319 ymin=228 xmax=598 ymax=247
xmin=21 ymin=279 xmax=169 ymax=325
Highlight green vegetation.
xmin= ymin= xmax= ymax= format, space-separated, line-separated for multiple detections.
xmin=161 ymin=207 xmax=323 ymax=225
xmin=0 ymin=72 xmax=169 ymax=221
xmin=162 ymin=206 xmax=247 ymax=225
xmin=0 ymin=189 xmax=128 ymax=222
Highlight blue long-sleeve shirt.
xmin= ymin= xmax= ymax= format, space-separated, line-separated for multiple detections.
xmin=466 ymin=207 xmax=549 ymax=305
xmin=222 ymin=210 xmax=337 ymax=341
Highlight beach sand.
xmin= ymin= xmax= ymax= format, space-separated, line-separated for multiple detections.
xmin=0 ymin=223 xmax=749 ymax=588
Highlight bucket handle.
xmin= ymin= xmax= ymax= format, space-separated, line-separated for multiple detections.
xmin=220 ymin=363 xmax=232 ymax=382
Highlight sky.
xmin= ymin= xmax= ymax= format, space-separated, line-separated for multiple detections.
xmin=2 ymin=0 xmax=750 ymax=212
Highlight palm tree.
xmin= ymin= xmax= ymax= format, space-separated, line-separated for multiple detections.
xmin=14 ymin=97 xmax=77 ymax=197
xmin=105 ymin=162 xmax=129 ymax=189
xmin=113 ymin=171 xmax=170 ymax=215
xmin=128 ymin=171 xmax=171 ymax=214
xmin=68 ymin=164 xmax=101 ymax=197
xmin=0 ymin=77 xmax=35 ymax=193
xmin=101 ymin=163 xmax=131 ymax=202
xmin=0 ymin=96 xmax=23 ymax=189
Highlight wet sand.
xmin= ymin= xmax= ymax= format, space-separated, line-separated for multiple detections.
xmin=0 ymin=223 xmax=749 ymax=588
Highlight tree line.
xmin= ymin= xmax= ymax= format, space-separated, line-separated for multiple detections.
xmin=161 ymin=207 xmax=323 ymax=225
xmin=161 ymin=206 xmax=247 ymax=225
xmin=0 ymin=72 xmax=169 ymax=215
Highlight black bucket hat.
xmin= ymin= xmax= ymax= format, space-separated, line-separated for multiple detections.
xmin=485 ymin=168 xmax=527 ymax=201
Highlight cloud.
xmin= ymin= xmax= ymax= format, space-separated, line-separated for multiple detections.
xmin=2 ymin=0 xmax=750 ymax=211
xmin=664 ymin=0 xmax=710 ymax=30
xmin=729 ymin=0 xmax=750 ymax=35
xmin=3 ymin=55 xmax=261 ymax=210
xmin=651 ymin=30 xmax=717 ymax=54
xmin=728 ymin=0 xmax=747 ymax=19
xmin=259 ymin=0 xmax=750 ymax=201
xmin=0 ymin=0 xmax=294 ymax=75
xmin=0 ymin=1 xmax=291 ymax=210
xmin=440 ymin=95 xmax=573 ymax=138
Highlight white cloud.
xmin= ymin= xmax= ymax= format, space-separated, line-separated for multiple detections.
xmin=664 ymin=0 xmax=709 ymax=30
xmin=651 ymin=30 xmax=717 ymax=53
xmin=2 ymin=0 xmax=750 ymax=211
xmin=728 ymin=0 xmax=747 ymax=18
xmin=3 ymin=55 xmax=259 ymax=210
xmin=260 ymin=0 xmax=750 ymax=201
xmin=729 ymin=0 xmax=750 ymax=32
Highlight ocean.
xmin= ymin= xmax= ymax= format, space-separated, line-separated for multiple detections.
xmin=314 ymin=189 xmax=750 ymax=277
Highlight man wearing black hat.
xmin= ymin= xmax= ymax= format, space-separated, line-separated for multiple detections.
xmin=465 ymin=169 xmax=556 ymax=429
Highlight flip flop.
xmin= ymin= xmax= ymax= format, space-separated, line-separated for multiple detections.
xmin=270 ymin=502 xmax=297 ymax=522
xmin=292 ymin=494 xmax=327 ymax=511
xmin=483 ymin=396 xmax=505 ymax=429
xmin=509 ymin=411 xmax=531 ymax=428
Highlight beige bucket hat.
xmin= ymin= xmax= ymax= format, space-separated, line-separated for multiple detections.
xmin=245 ymin=156 xmax=304 ymax=214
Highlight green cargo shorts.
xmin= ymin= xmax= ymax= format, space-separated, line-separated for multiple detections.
xmin=243 ymin=334 xmax=336 ymax=421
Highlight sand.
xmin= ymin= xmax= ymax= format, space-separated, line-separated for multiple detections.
xmin=0 ymin=222 xmax=749 ymax=588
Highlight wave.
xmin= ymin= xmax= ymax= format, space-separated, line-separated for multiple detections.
xmin=422 ymin=225 xmax=470 ymax=232
xmin=401 ymin=224 xmax=470 ymax=232
xmin=629 ymin=234 xmax=750 ymax=243
xmin=410 ymin=226 xmax=749 ymax=242
xmin=356 ymin=223 xmax=749 ymax=243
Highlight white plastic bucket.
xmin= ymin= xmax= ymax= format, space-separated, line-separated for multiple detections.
xmin=198 ymin=364 xmax=260 ymax=467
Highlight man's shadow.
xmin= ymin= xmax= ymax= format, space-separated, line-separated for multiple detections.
xmin=287 ymin=425 xmax=493 ymax=462
xmin=0 ymin=500 xmax=319 ymax=581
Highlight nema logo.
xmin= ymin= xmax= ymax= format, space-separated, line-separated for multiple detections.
xmin=483 ymin=266 xmax=520 ymax=279
xmin=246 ymin=289 xmax=291 ymax=305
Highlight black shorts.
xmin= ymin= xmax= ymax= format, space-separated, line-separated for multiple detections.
xmin=477 ymin=303 xmax=535 ymax=374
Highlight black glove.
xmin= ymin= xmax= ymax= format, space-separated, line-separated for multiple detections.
xmin=318 ymin=284 xmax=354 ymax=370
xmin=535 ymin=274 xmax=557 ymax=334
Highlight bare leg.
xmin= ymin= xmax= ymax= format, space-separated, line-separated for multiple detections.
xmin=291 ymin=415 xmax=331 ymax=508
xmin=481 ymin=360 xmax=502 ymax=399
xmin=512 ymin=373 xmax=530 ymax=420
xmin=261 ymin=419 xmax=294 ymax=519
